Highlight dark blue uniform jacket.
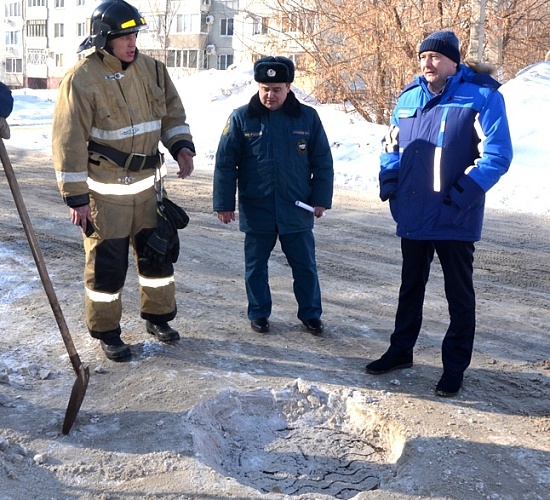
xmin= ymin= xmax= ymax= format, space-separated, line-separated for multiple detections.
xmin=214 ymin=91 xmax=334 ymax=234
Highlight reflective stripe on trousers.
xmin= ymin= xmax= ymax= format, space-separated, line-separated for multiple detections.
xmin=83 ymin=194 xmax=177 ymax=333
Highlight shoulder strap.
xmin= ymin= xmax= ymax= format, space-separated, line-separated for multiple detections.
xmin=155 ymin=59 xmax=161 ymax=88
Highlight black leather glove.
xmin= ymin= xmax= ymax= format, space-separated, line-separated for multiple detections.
xmin=144 ymin=204 xmax=176 ymax=264
xmin=144 ymin=198 xmax=189 ymax=264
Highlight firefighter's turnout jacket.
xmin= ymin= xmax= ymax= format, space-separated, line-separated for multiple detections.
xmin=52 ymin=48 xmax=194 ymax=336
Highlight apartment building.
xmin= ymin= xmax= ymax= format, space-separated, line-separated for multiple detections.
xmin=1 ymin=0 xmax=306 ymax=89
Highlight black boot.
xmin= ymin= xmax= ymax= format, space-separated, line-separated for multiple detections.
xmin=250 ymin=317 xmax=269 ymax=333
xmin=301 ymin=318 xmax=324 ymax=334
xmin=99 ymin=337 xmax=131 ymax=362
xmin=91 ymin=326 xmax=131 ymax=362
xmin=146 ymin=321 xmax=180 ymax=342
xmin=365 ymin=351 xmax=413 ymax=374
xmin=435 ymin=371 xmax=463 ymax=397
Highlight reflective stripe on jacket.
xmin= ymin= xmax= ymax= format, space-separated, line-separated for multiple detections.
xmin=52 ymin=49 xmax=194 ymax=207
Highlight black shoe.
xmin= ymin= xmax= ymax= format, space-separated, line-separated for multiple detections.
xmin=99 ymin=338 xmax=131 ymax=362
xmin=250 ymin=317 xmax=269 ymax=333
xmin=302 ymin=318 xmax=324 ymax=334
xmin=365 ymin=352 xmax=413 ymax=374
xmin=146 ymin=321 xmax=180 ymax=342
xmin=435 ymin=371 xmax=463 ymax=397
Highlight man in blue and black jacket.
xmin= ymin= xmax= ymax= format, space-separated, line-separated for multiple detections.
xmin=366 ymin=30 xmax=513 ymax=397
xmin=214 ymin=56 xmax=334 ymax=335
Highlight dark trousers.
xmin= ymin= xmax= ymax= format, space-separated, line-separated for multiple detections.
xmin=244 ymin=230 xmax=322 ymax=322
xmin=388 ymin=238 xmax=476 ymax=374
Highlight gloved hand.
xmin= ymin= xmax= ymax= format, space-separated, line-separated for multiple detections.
xmin=143 ymin=202 xmax=183 ymax=264
xmin=162 ymin=198 xmax=188 ymax=262
xmin=0 ymin=117 xmax=10 ymax=140
xmin=144 ymin=204 xmax=176 ymax=264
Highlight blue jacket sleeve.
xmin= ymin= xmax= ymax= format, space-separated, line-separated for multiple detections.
xmin=379 ymin=108 xmax=400 ymax=201
xmin=449 ymin=89 xmax=513 ymax=209
xmin=213 ymin=111 xmax=242 ymax=212
xmin=0 ymin=82 xmax=14 ymax=118
xmin=308 ymin=110 xmax=334 ymax=209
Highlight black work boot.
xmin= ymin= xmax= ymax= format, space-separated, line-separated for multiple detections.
xmin=365 ymin=351 xmax=413 ymax=374
xmin=99 ymin=337 xmax=132 ymax=362
xmin=435 ymin=371 xmax=463 ymax=397
xmin=301 ymin=318 xmax=324 ymax=335
xmin=250 ymin=317 xmax=269 ymax=333
xmin=146 ymin=321 xmax=180 ymax=342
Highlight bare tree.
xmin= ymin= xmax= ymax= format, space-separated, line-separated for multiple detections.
xmin=245 ymin=0 xmax=550 ymax=124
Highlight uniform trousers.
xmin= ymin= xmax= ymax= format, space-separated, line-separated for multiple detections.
xmin=244 ymin=230 xmax=322 ymax=322
xmin=84 ymin=194 xmax=176 ymax=340
xmin=388 ymin=238 xmax=476 ymax=374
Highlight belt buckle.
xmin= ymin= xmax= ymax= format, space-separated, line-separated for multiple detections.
xmin=125 ymin=152 xmax=147 ymax=172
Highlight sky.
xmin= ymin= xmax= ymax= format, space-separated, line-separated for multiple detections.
xmin=4 ymin=60 xmax=550 ymax=217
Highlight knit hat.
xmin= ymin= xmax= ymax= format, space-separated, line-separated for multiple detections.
xmin=254 ymin=56 xmax=295 ymax=83
xmin=419 ymin=30 xmax=460 ymax=64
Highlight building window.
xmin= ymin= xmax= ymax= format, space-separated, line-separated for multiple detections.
xmin=167 ymin=49 xmax=182 ymax=67
xmin=289 ymin=53 xmax=304 ymax=70
xmin=27 ymin=20 xmax=47 ymax=37
xmin=5 ymin=2 xmax=22 ymax=16
xmin=54 ymin=23 xmax=64 ymax=37
xmin=220 ymin=18 xmax=233 ymax=36
xmin=166 ymin=49 xmax=199 ymax=69
xmin=5 ymin=31 xmax=20 ymax=45
xmin=77 ymin=22 xmax=86 ymax=37
xmin=176 ymin=13 xmax=200 ymax=33
xmin=55 ymin=53 xmax=64 ymax=67
xmin=5 ymin=58 xmax=23 ymax=73
xmin=27 ymin=0 xmax=46 ymax=6
xmin=55 ymin=0 xmax=64 ymax=7
xmin=147 ymin=15 xmax=162 ymax=33
xmin=218 ymin=54 xmax=233 ymax=70
xmin=282 ymin=11 xmax=313 ymax=34
xmin=27 ymin=49 xmax=47 ymax=65
xmin=253 ymin=17 xmax=268 ymax=35
xmin=76 ymin=0 xmax=85 ymax=5
xmin=186 ymin=50 xmax=198 ymax=68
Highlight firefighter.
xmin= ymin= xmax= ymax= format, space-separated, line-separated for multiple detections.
xmin=52 ymin=0 xmax=196 ymax=361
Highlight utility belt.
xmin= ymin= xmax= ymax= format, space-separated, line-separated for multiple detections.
xmin=88 ymin=141 xmax=161 ymax=172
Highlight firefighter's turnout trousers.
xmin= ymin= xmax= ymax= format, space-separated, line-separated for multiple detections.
xmin=84 ymin=193 xmax=176 ymax=340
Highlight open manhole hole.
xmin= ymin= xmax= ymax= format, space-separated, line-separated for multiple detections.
xmin=185 ymin=379 xmax=406 ymax=499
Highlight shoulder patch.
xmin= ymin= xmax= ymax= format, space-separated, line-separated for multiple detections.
xmin=222 ymin=118 xmax=230 ymax=136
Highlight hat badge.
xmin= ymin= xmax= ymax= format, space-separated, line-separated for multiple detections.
xmin=267 ymin=69 xmax=276 ymax=77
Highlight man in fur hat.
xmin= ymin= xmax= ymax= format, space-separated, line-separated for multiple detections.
xmin=213 ymin=56 xmax=334 ymax=335
xmin=365 ymin=30 xmax=513 ymax=396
